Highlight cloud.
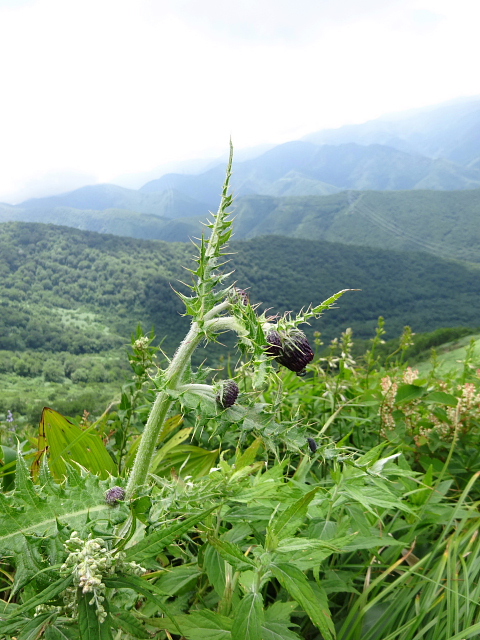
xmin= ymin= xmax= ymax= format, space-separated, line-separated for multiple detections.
xmin=141 ymin=0 xmax=417 ymax=43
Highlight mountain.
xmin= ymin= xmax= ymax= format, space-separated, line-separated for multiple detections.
xmin=230 ymin=188 xmax=480 ymax=263
xmin=4 ymin=187 xmax=480 ymax=263
xmin=139 ymin=141 xmax=480 ymax=210
xmin=1 ymin=222 xmax=480 ymax=359
xmin=303 ymin=96 xmax=480 ymax=168
xmin=19 ymin=184 xmax=207 ymax=219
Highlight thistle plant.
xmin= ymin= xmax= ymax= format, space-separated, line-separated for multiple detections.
xmin=125 ymin=142 xmax=349 ymax=498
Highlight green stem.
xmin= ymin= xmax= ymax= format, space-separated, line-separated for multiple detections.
xmin=125 ymin=321 xmax=203 ymax=498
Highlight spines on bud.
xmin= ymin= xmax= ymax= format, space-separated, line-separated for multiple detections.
xmin=276 ymin=329 xmax=314 ymax=374
xmin=216 ymin=379 xmax=240 ymax=408
xmin=265 ymin=330 xmax=283 ymax=357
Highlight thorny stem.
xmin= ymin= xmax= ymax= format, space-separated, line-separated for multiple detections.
xmin=125 ymin=144 xmax=235 ymax=499
xmin=125 ymin=322 xmax=203 ymax=498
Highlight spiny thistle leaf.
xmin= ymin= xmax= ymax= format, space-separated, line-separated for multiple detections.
xmin=0 ymin=454 xmax=128 ymax=554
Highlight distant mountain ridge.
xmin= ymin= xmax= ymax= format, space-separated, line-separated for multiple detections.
xmin=3 ymin=188 xmax=480 ymax=263
xmin=303 ymin=96 xmax=480 ymax=167
xmin=0 ymin=96 xmax=478 ymax=258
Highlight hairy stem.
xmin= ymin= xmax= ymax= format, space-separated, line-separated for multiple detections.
xmin=125 ymin=322 xmax=203 ymax=498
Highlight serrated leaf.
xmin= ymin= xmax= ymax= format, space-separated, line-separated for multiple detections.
xmin=270 ymin=563 xmax=335 ymax=640
xmin=109 ymin=605 xmax=150 ymax=639
xmin=155 ymin=565 xmax=201 ymax=595
xmin=103 ymin=575 xmax=181 ymax=634
xmin=16 ymin=611 xmax=56 ymax=640
xmin=0 ymin=466 xmax=127 ymax=554
xmin=264 ymin=600 xmax=298 ymax=621
xmin=231 ymin=592 xmax=264 ymax=640
xmin=146 ymin=609 xmax=232 ymax=639
xmin=204 ymin=544 xmax=227 ymax=597
xmin=125 ymin=507 xmax=215 ymax=562
xmin=266 ymin=488 xmax=318 ymax=550
xmin=2 ymin=575 xmax=72 ymax=620
xmin=262 ymin=621 xmax=302 ymax=640
xmin=208 ymin=537 xmax=257 ymax=572
xmin=78 ymin=591 xmax=112 ymax=640
xmin=45 ymin=625 xmax=80 ymax=640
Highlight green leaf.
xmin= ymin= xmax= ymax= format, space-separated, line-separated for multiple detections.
xmin=16 ymin=611 xmax=57 ymax=640
xmin=204 ymin=544 xmax=227 ymax=597
xmin=78 ymin=590 xmax=113 ymax=640
xmin=155 ymin=565 xmax=201 ymax=595
xmin=150 ymin=427 xmax=193 ymax=471
xmin=2 ymin=575 xmax=72 ymax=620
xmin=45 ymin=626 xmax=80 ymax=640
xmin=231 ymin=592 xmax=264 ymax=640
xmin=35 ymin=408 xmax=116 ymax=480
xmin=153 ymin=445 xmax=219 ymax=479
xmin=262 ymin=621 xmax=302 ymax=640
xmin=145 ymin=609 xmax=232 ymax=639
xmin=0 ymin=460 xmax=127 ymax=553
xmin=264 ymin=600 xmax=298 ymax=621
xmin=125 ymin=507 xmax=216 ymax=562
xmin=235 ymin=438 xmax=263 ymax=472
xmin=109 ymin=605 xmax=150 ymax=639
xmin=270 ymin=563 xmax=335 ymax=640
xmin=395 ymin=384 xmax=425 ymax=404
xmin=266 ymin=488 xmax=318 ymax=550
xmin=424 ymin=391 xmax=458 ymax=407
xmin=208 ymin=537 xmax=257 ymax=572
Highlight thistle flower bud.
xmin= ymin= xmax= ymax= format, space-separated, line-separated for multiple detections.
xmin=105 ymin=486 xmax=126 ymax=506
xmin=265 ymin=330 xmax=283 ymax=357
xmin=276 ymin=329 xmax=314 ymax=375
xmin=231 ymin=287 xmax=249 ymax=306
xmin=216 ymin=379 xmax=240 ymax=408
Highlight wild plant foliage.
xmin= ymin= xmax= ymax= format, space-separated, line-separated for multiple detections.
xmin=1 ymin=145 xmax=480 ymax=640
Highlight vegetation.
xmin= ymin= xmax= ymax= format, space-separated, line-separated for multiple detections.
xmin=4 ymin=187 xmax=480 ymax=263
xmin=1 ymin=149 xmax=480 ymax=639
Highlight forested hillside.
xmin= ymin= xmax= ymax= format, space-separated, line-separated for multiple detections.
xmin=2 ymin=221 xmax=480 ymax=357
xmin=3 ymin=189 xmax=480 ymax=264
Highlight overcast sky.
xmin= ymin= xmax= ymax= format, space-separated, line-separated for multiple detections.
xmin=0 ymin=0 xmax=479 ymax=203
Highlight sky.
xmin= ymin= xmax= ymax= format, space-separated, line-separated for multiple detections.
xmin=0 ymin=0 xmax=479 ymax=203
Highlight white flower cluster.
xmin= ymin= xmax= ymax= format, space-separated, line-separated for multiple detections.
xmin=60 ymin=532 xmax=146 ymax=623
xmin=133 ymin=336 xmax=150 ymax=352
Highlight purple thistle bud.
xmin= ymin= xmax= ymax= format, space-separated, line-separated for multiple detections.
xmin=105 ymin=486 xmax=126 ymax=506
xmin=231 ymin=288 xmax=249 ymax=306
xmin=265 ymin=330 xmax=283 ymax=358
xmin=216 ymin=380 xmax=240 ymax=409
xmin=276 ymin=330 xmax=314 ymax=375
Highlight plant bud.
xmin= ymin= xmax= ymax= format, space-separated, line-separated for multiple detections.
xmin=231 ymin=288 xmax=249 ymax=306
xmin=265 ymin=330 xmax=283 ymax=357
xmin=105 ymin=486 xmax=126 ymax=506
xmin=276 ymin=330 xmax=314 ymax=375
xmin=216 ymin=379 xmax=240 ymax=408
